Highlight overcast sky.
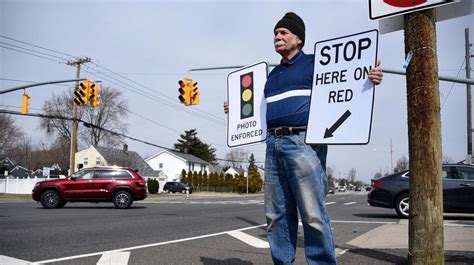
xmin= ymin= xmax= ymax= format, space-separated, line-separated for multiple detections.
xmin=1 ymin=0 xmax=473 ymax=183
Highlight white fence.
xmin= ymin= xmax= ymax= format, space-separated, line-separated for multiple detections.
xmin=0 ymin=177 xmax=46 ymax=194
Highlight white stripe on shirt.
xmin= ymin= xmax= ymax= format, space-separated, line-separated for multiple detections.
xmin=266 ymin=89 xmax=311 ymax=103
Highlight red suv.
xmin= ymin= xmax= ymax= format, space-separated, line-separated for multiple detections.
xmin=32 ymin=167 xmax=147 ymax=209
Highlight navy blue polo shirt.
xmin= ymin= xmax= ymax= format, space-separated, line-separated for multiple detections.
xmin=264 ymin=51 xmax=314 ymax=129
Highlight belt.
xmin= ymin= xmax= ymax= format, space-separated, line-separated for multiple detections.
xmin=268 ymin=127 xmax=306 ymax=136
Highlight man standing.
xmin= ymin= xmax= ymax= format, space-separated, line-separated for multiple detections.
xmin=225 ymin=12 xmax=382 ymax=264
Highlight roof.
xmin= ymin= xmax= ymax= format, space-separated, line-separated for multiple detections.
xmin=31 ymin=169 xmax=44 ymax=178
xmin=148 ymin=149 xmax=210 ymax=165
xmin=10 ymin=165 xmax=30 ymax=178
xmin=92 ymin=145 xmax=159 ymax=177
xmin=0 ymin=158 xmax=15 ymax=171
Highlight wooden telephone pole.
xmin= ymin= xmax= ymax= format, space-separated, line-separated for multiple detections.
xmin=67 ymin=57 xmax=91 ymax=174
xmin=404 ymin=9 xmax=444 ymax=264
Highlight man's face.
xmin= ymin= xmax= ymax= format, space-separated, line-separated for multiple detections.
xmin=274 ymin=27 xmax=301 ymax=55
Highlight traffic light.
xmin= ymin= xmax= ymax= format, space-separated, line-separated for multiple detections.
xmin=21 ymin=93 xmax=30 ymax=114
xmin=189 ymin=80 xmax=200 ymax=105
xmin=178 ymin=79 xmax=190 ymax=106
xmin=74 ymin=79 xmax=90 ymax=106
xmin=240 ymin=72 xmax=254 ymax=119
xmin=89 ymin=83 xmax=101 ymax=108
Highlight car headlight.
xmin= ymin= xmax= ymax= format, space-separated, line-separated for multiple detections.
xmin=34 ymin=182 xmax=40 ymax=187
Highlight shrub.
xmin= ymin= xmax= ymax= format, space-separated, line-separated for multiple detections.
xmin=147 ymin=178 xmax=159 ymax=194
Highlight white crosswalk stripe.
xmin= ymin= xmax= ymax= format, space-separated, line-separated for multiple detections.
xmin=0 ymin=255 xmax=31 ymax=265
xmin=96 ymin=251 xmax=130 ymax=265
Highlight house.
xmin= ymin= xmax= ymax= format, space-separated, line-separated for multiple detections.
xmin=75 ymin=144 xmax=162 ymax=180
xmin=31 ymin=169 xmax=44 ymax=178
xmin=9 ymin=165 xmax=30 ymax=179
xmin=146 ymin=149 xmax=211 ymax=182
xmin=0 ymin=158 xmax=15 ymax=178
xmin=225 ymin=167 xmax=246 ymax=177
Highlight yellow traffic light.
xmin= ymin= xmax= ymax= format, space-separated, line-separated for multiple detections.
xmin=189 ymin=80 xmax=200 ymax=105
xmin=178 ymin=79 xmax=191 ymax=106
xmin=89 ymin=83 xmax=101 ymax=108
xmin=74 ymin=79 xmax=91 ymax=105
xmin=21 ymin=93 xmax=30 ymax=114
xmin=178 ymin=78 xmax=200 ymax=106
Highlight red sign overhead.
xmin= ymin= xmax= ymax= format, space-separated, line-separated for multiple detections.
xmin=369 ymin=0 xmax=457 ymax=20
xmin=383 ymin=0 xmax=427 ymax=8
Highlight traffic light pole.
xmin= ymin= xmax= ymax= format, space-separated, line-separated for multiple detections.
xmin=67 ymin=57 xmax=90 ymax=174
xmin=404 ymin=9 xmax=444 ymax=264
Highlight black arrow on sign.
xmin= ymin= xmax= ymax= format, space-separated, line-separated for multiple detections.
xmin=324 ymin=110 xmax=352 ymax=138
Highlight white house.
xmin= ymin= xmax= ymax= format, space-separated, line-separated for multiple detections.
xmin=146 ymin=150 xmax=211 ymax=182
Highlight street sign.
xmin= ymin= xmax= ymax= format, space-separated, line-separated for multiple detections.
xmin=378 ymin=0 xmax=471 ymax=34
xmin=305 ymin=30 xmax=378 ymax=145
xmin=369 ymin=0 xmax=458 ymax=20
xmin=227 ymin=61 xmax=268 ymax=148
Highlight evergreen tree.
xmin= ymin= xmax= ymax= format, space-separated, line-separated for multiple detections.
xmin=174 ymin=129 xmax=217 ymax=164
xmin=180 ymin=169 xmax=187 ymax=183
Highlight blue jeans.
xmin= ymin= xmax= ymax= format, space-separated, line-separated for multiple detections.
xmin=264 ymin=133 xmax=336 ymax=265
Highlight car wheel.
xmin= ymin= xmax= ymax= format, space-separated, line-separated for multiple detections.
xmin=40 ymin=190 xmax=61 ymax=209
xmin=56 ymin=201 xmax=67 ymax=208
xmin=395 ymin=194 xmax=410 ymax=218
xmin=113 ymin=190 xmax=133 ymax=209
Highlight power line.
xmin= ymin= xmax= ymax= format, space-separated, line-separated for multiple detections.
xmin=0 ymin=41 xmax=70 ymax=61
xmin=441 ymin=58 xmax=466 ymax=109
xmin=0 ymin=45 xmax=64 ymax=64
xmin=0 ymin=35 xmax=76 ymax=58
xmin=81 ymin=66 xmax=226 ymax=125
xmin=91 ymin=64 xmax=226 ymax=125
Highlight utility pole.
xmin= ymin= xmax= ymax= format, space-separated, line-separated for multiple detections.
xmin=404 ymin=9 xmax=444 ymax=264
xmin=67 ymin=57 xmax=91 ymax=175
xmin=465 ymin=28 xmax=472 ymax=164
xmin=390 ymin=137 xmax=393 ymax=174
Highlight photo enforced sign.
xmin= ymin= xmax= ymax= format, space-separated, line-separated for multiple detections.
xmin=227 ymin=62 xmax=268 ymax=148
xmin=306 ymin=30 xmax=378 ymax=145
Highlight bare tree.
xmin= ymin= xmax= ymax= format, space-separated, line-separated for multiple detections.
xmin=0 ymin=113 xmax=25 ymax=156
xmin=347 ymin=168 xmax=356 ymax=184
xmin=40 ymin=86 xmax=129 ymax=150
xmin=394 ymin=155 xmax=409 ymax=172
xmin=224 ymin=149 xmax=249 ymax=168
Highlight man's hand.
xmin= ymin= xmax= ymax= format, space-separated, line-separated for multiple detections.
xmin=368 ymin=60 xmax=383 ymax=85
xmin=223 ymin=101 xmax=229 ymax=114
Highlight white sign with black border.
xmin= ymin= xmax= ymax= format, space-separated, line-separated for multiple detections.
xmin=305 ymin=30 xmax=378 ymax=145
xmin=227 ymin=61 xmax=268 ymax=148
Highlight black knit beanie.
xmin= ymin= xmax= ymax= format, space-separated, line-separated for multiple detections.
xmin=274 ymin=12 xmax=306 ymax=47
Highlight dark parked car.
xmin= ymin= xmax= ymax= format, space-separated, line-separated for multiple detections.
xmin=367 ymin=164 xmax=474 ymax=218
xmin=355 ymin=186 xmax=362 ymax=192
xmin=328 ymin=188 xmax=335 ymax=194
xmin=32 ymin=167 xmax=147 ymax=209
xmin=163 ymin=182 xmax=193 ymax=194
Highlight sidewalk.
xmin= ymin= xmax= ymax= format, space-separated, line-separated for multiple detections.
xmin=338 ymin=219 xmax=474 ymax=264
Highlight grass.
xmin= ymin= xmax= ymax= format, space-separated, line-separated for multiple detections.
xmin=0 ymin=193 xmax=32 ymax=200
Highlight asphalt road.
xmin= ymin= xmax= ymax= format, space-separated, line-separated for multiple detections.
xmin=2 ymin=191 xmax=468 ymax=264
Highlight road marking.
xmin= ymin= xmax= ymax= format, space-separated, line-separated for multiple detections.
xmin=343 ymin=202 xmax=357 ymax=206
xmin=335 ymin=248 xmax=349 ymax=256
xmin=34 ymin=224 xmax=267 ymax=264
xmin=0 ymin=255 xmax=31 ymax=265
xmin=227 ymin=231 xmax=269 ymax=248
xmin=96 ymin=251 xmax=130 ymax=265
xmin=331 ymin=220 xmax=398 ymax=224
xmin=325 ymin=202 xmax=336 ymax=205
